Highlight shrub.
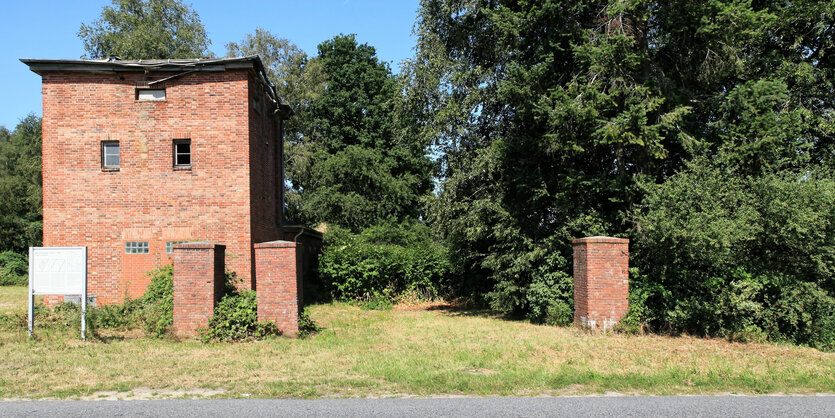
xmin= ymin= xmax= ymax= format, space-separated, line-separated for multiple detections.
xmin=0 ymin=251 xmax=27 ymax=286
xmin=632 ymin=158 xmax=835 ymax=349
xmin=616 ymin=269 xmax=662 ymax=334
xmin=136 ymin=264 xmax=174 ymax=337
xmin=199 ymin=290 xmax=281 ymax=342
xmin=84 ymin=265 xmax=277 ymax=341
xmin=766 ymin=281 xmax=835 ymax=351
xmin=319 ymin=221 xmax=453 ymax=302
xmin=526 ymin=272 xmax=573 ymax=326
xmin=89 ymin=300 xmax=138 ymax=330
xmin=85 ymin=264 xmax=173 ymax=337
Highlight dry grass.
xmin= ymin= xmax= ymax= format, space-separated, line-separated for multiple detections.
xmin=0 ymin=287 xmax=832 ymax=399
xmin=0 ymin=286 xmax=39 ymax=314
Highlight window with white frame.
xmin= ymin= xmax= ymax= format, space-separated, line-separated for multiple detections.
xmin=136 ymin=88 xmax=166 ymax=101
xmin=173 ymin=139 xmax=191 ymax=168
xmin=101 ymin=141 xmax=120 ymax=169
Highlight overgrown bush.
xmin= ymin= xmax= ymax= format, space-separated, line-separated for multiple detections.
xmin=767 ymin=281 xmax=835 ymax=352
xmin=319 ymin=221 xmax=453 ymax=305
xmin=135 ymin=264 xmax=174 ymax=336
xmin=83 ymin=264 xmax=174 ymax=336
xmin=0 ymin=251 xmax=27 ymax=286
xmin=525 ymin=272 xmax=573 ymax=326
xmin=1 ymin=265 xmax=176 ymax=337
xmin=632 ymin=159 xmax=835 ymax=350
xmin=199 ymin=290 xmax=281 ymax=342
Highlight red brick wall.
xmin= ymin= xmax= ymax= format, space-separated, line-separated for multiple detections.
xmin=172 ymin=242 xmax=225 ymax=337
xmin=39 ymin=68 xmax=280 ymax=304
xmin=247 ymin=74 xmax=283 ymax=290
xmin=254 ymin=241 xmax=301 ymax=335
xmin=572 ymin=236 xmax=629 ymax=331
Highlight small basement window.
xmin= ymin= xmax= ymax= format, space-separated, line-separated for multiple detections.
xmin=136 ymin=88 xmax=166 ymax=101
xmin=101 ymin=141 xmax=120 ymax=170
xmin=125 ymin=241 xmax=149 ymax=254
xmin=173 ymin=139 xmax=191 ymax=168
xmin=165 ymin=241 xmax=187 ymax=253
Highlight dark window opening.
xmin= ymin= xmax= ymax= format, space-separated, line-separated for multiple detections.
xmin=174 ymin=139 xmax=191 ymax=168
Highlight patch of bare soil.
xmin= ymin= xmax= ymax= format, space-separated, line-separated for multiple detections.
xmin=393 ymin=301 xmax=455 ymax=311
xmin=79 ymin=387 xmax=227 ymax=400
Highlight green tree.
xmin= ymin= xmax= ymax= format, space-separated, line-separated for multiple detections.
xmin=409 ymin=1 xmax=687 ymax=316
xmin=0 ymin=115 xmax=43 ymax=254
xmin=78 ymin=0 xmax=211 ymax=59
xmin=292 ymin=34 xmax=433 ymax=231
xmin=226 ymin=28 xmax=309 ymax=99
xmin=409 ymin=1 xmax=835 ymax=320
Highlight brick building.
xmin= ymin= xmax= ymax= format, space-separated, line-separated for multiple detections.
xmin=22 ymin=56 xmax=316 ymax=305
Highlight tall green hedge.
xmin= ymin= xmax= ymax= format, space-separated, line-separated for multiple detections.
xmin=631 ymin=159 xmax=835 ymax=350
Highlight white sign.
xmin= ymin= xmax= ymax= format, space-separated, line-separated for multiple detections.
xmin=29 ymin=247 xmax=88 ymax=341
xmin=31 ymin=247 xmax=86 ymax=295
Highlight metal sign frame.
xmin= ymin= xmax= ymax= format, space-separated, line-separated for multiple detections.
xmin=28 ymin=247 xmax=88 ymax=341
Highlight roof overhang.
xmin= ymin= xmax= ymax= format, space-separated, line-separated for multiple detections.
xmin=20 ymin=56 xmax=264 ymax=76
xmin=20 ymin=56 xmax=289 ymax=117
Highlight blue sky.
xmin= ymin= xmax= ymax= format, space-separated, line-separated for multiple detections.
xmin=0 ymin=0 xmax=421 ymax=130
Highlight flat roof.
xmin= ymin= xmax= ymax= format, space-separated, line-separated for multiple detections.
xmin=20 ymin=55 xmax=289 ymax=114
xmin=20 ymin=55 xmax=266 ymax=74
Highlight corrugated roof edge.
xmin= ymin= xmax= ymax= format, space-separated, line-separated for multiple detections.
xmin=20 ymin=55 xmax=263 ymax=72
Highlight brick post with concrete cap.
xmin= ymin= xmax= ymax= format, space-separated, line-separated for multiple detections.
xmin=572 ymin=236 xmax=629 ymax=331
xmin=254 ymin=240 xmax=302 ymax=335
xmin=172 ymin=242 xmax=225 ymax=337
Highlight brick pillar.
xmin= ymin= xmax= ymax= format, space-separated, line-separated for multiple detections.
xmin=573 ymin=236 xmax=629 ymax=331
xmin=254 ymin=240 xmax=302 ymax=335
xmin=172 ymin=242 xmax=225 ymax=337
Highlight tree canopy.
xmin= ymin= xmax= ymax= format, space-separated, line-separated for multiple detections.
xmin=78 ymin=0 xmax=211 ymax=59
xmin=0 ymin=115 xmax=42 ymax=254
xmin=226 ymin=27 xmax=308 ymax=99
xmin=406 ymin=0 xmax=835 ymax=325
xmin=287 ymin=34 xmax=433 ymax=231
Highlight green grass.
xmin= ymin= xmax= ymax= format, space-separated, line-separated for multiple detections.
xmin=0 ymin=286 xmax=833 ymax=399
xmin=0 ymin=286 xmax=38 ymax=314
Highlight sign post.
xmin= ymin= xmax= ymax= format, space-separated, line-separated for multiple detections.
xmin=27 ymin=247 xmax=33 ymax=338
xmin=28 ymin=247 xmax=88 ymax=341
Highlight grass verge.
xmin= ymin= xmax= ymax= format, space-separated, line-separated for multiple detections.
xmin=0 ymin=287 xmax=832 ymax=399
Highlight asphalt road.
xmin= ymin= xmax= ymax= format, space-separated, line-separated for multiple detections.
xmin=1 ymin=396 xmax=833 ymax=417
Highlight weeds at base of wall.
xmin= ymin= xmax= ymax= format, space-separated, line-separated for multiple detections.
xmin=199 ymin=293 xmax=321 ymax=342
xmin=198 ymin=290 xmax=282 ymax=343
xmin=297 ymin=308 xmax=320 ymax=339
xmin=0 ymin=266 xmax=175 ymax=340
xmin=0 ymin=263 xmax=321 ymax=344
xmin=87 ymin=264 xmax=174 ymax=338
